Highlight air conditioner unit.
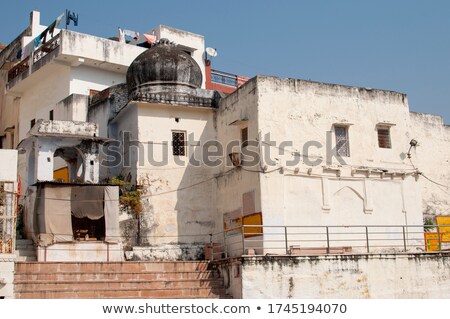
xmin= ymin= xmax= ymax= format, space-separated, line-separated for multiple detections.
xmin=229 ymin=152 xmax=241 ymax=167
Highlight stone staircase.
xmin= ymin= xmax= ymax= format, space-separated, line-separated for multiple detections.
xmin=14 ymin=261 xmax=231 ymax=298
xmin=15 ymin=239 xmax=37 ymax=262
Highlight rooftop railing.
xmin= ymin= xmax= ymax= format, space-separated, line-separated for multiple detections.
xmin=208 ymin=224 xmax=448 ymax=260
xmin=7 ymin=33 xmax=61 ymax=85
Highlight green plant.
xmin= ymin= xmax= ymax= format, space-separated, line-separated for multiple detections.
xmin=16 ymin=204 xmax=25 ymax=239
xmin=109 ymin=175 xmax=143 ymax=217
xmin=424 ymin=217 xmax=436 ymax=233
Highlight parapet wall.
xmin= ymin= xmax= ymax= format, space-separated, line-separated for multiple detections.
xmin=235 ymin=253 xmax=450 ymax=298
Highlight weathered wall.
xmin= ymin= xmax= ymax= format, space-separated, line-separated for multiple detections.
xmin=240 ymin=254 xmax=450 ymax=298
xmin=250 ymin=76 xmax=424 ymax=251
xmin=216 ymin=79 xmax=264 ymax=255
xmin=53 ymin=94 xmax=89 ymax=122
xmin=17 ymin=64 xmax=71 ymax=141
xmin=0 ymin=150 xmax=18 ymax=182
xmin=135 ymin=103 xmax=217 ymax=252
xmin=0 ymin=255 xmax=16 ymax=298
xmin=69 ymin=65 xmax=125 ymax=97
xmin=60 ymin=30 xmax=145 ymax=68
xmin=409 ymin=112 xmax=450 ymax=216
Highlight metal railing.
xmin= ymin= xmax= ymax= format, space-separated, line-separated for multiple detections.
xmin=207 ymin=224 xmax=448 ymax=260
xmin=7 ymin=56 xmax=29 ymax=82
xmin=7 ymin=33 xmax=61 ymax=84
xmin=32 ymin=33 xmax=61 ymax=64
xmin=211 ymin=69 xmax=239 ymax=87
xmin=0 ymin=182 xmax=17 ymax=254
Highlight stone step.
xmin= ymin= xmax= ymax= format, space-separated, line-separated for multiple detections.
xmin=15 ymin=270 xmax=218 ymax=282
xmin=15 ymin=245 xmax=34 ymax=250
xmin=15 ymin=287 xmax=230 ymax=299
xmin=15 ymin=256 xmax=37 ymax=262
xmin=15 ymin=249 xmax=36 ymax=257
xmin=16 ymin=239 xmax=34 ymax=245
xmin=15 ymin=278 xmax=224 ymax=291
xmin=14 ymin=261 xmax=230 ymax=299
xmin=15 ymin=261 xmax=211 ymax=273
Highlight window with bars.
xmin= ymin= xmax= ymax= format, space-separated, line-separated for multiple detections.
xmin=241 ymin=127 xmax=248 ymax=148
xmin=172 ymin=131 xmax=186 ymax=156
xmin=377 ymin=127 xmax=392 ymax=148
xmin=335 ymin=126 xmax=350 ymax=157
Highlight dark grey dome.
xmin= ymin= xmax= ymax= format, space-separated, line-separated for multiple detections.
xmin=126 ymin=39 xmax=202 ymax=95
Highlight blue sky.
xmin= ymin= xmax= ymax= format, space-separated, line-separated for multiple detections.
xmin=1 ymin=0 xmax=449 ymax=123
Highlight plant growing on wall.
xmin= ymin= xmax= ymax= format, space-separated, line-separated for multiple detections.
xmin=109 ymin=175 xmax=143 ymax=244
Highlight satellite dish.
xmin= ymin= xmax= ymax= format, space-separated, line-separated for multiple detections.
xmin=205 ymin=47 xmax=218 ymax=58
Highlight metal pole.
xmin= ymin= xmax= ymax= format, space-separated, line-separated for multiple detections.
xmin=284 ymin=226 xmax=289 ymax=255
xmin=365 ymin=226 xmax=370 ymax=253
xmin=437 ymin=225 xmax=442 ymax=251
xmin=402 ymin=226 xmax=407 ymax=252
xmin=209 ymin=233 xmax=213 ymax=261
xmin=326 ymin=226 xmax=330 ymax=254
xmin=241 ymin=226 xmax=245 ymax=256
xmin=223 ymin=231 xmax=228 ymax=259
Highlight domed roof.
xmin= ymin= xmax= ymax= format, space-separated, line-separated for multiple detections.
xmin=126 ymin=39 xmax=202 ymax=95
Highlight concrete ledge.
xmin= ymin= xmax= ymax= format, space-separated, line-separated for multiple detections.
xmin=0 ymin=254 xmax=16 ymax=299
xmin=239 ymin=252 xmax=450 ymax=298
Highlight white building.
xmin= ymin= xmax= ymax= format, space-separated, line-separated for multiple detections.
xmin=0 ymin=149 xmax=18 ymax=298
xmin=0 ymin=11 xmax=449 ymax=262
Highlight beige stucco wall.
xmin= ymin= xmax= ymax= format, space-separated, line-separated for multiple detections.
xmin=240 ymin=254 xmax=450 ymax=298
xmin=245 ymin=76 xmax=425 ymax=252
xmin=136 ymin=103 xmax=217 ymax=246
xmin=17 ymin=64 xmax=71 ymax=141
xmin=409 ymin=112 xmax=450 ymax=216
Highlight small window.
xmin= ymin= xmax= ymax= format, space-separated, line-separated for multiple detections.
xmin=30 ymin=119 xmax=36 ymax=129
xmin=172 ymin=131 xmax=186 ymax=156
xmin=377 ymin=127 xmax=391 ymax=148
xmin=335 ymin=126 xmax=350 ymax=157
xmin=49 ymin=110 xmax=54 ymax=120
xmin=241 ymin=127 xmax=248 ymax=148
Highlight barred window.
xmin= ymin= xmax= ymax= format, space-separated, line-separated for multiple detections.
xmin=172 ymin=131 xmax=186 ymax=156
xmin=377 ymin=128 xmax=392 ymax=148
xmin=335 ymin=126 xmax=350 ymax=157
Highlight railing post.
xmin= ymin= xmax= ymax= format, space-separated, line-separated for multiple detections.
xmin=223 ymin=231 xmax=228 ymax=259
xmin=241 ymin=226 xmax=245 ymax=256
xmin=437 ymin=225 xmax=442 ymax=251
xmin=284 ymin=226 xmax=289 ymax=255
xmin=326 ymin=226 xmax=330 ymax=254
xmin=209 ymin=233 xmax=213 ymax=261
xmin=365 ymin=226 xmax=370 ymax=253
xmin=402 ymin=226 xmax=407 ymax=252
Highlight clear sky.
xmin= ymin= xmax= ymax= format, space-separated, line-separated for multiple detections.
xmin=1 ymin=0 xmax=449 ymax=124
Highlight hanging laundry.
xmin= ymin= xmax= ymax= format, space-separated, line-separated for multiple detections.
xmin=48 ymin=12 xmax=65 ymax=37
xmin=118 ymin=28 xmax=125 ymax=43
xmin=40 ymin=29 xmax=48 ymax=44
xmin=143 ymin=33 xmax=157 ymax=44
xmin=66 ymin=10 xmax=79 ymax=27
xmin=122 ymin=29 xmax=140 ymax=40
xmin=33 ymin=34 xmax=42 ymax=48
xmin=16 ymin=49 xmax=22 ymax=60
